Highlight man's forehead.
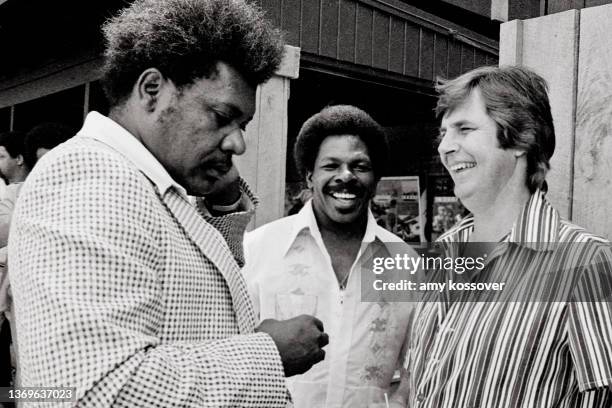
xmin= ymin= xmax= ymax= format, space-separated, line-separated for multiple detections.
xmin=192 ymin=63 xmax=256 ymax=116
xmin=441 ymin=89 xmax=487 ymax=125
xmin=209 ymin=97 xmax=254 ymax=120
xmin=317 ymin=135 xmax=371 ymax=157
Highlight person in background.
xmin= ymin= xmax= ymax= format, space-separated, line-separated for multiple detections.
xmin=22 ymin=122 xmax=74 ymax=169
xmin=0 ymin=130 xmax=28 ymax=397
xmin=391 ymin=65 xmax=612 ymax=407
xmin=0 ymin=131 xmax=28 ymax=191
xmin=8 ymin=0 xmax=326 ymax=406
xmin=244 ymin=105 xmax=417 ymax=408
xmin=0 ymin=130 xmax=30 ymax=312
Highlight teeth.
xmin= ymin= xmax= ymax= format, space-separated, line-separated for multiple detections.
xmin=331 ymin=192 xmax=356 ymax=199
xmin=450 ymin=162 xmax=476 ymax=172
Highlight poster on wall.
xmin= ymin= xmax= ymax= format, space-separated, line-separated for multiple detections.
xmin=431 ymin=196 xmax=468 ymax=241
xmin=372 ymin=176 xmax=424 ymax=243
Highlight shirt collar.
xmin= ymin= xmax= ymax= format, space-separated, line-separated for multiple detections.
xmin=78 ymin=111 xmax=189 ymax=200
xmin=508 ymin=189 xmax=559 ymax=251
xmin=283 ymin=199 xmax=380 ymax=256
xmin=439 ymin=189 xmax=559 ymax=251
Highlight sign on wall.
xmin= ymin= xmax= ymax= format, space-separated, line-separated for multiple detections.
xmin=373 ymin=176 xmax=425 ymax=243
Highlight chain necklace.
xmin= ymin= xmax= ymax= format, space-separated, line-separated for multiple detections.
xmin=338 ymin=271 xmax=350 ymax=290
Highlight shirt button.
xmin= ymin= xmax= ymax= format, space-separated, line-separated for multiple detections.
xmin=417 ymin=393 xmax=425 ymax=402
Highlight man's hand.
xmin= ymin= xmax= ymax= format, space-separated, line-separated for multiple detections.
xmin=256 ymin=315 xmax=329 ymax=377
xmin=204 ymin=164 xmax=241 ymax=206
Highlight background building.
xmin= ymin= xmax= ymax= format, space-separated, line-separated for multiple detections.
xmin=1 ymin=0 xmax=610 ymax=239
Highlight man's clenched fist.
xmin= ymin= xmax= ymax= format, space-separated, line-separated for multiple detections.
xmin=256 ymin=315 xmax=329 ymax=377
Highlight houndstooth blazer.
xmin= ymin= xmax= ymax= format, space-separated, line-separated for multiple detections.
xmin=8 ymin=124 xmax=288 ymax=406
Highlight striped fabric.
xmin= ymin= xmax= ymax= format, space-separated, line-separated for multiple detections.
xmin=405 ymin=190 xmax=612 ymax=407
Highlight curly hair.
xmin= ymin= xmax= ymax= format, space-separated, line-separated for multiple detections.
xmin=294 ymin=105 xmax=389 ymax=180
xmin=101 ymin=0 xmax=285 ymax=107
xmin=436 ymin=65 xmax=555 ymax=193
xmin=24 ymin=123 xmax=75 ymax=168
xmin=0 ymin=131 xmax=27 ymax=160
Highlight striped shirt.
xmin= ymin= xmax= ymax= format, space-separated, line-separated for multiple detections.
xmin=405 ymin=190 xmax=612 ymax=407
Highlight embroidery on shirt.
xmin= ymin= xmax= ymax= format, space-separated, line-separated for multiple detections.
xmin=361 ymin=302 xmax=399 ymax=384
xmin=363 ymin=365 xmax=385 ymax=382
xmin=287 ymin=263 xmax=310 ymax=277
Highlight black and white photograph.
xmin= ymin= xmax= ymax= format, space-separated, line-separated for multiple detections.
xmin=0 ymin=0 xmax=610 ymax=407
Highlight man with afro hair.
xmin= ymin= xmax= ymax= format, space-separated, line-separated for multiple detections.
xmin=244 ymin=105 xmax=417 ymax=407
xmin=8 ymin=0 xmax=326 ymax=406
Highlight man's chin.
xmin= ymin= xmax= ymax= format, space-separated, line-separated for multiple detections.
xmin=181 ymin=177 xmax=216 ymax=197
xmin=453 ymin=185 xmax=478 ymax=204
xmin=330 ymin=206 xmax=367 ymax=223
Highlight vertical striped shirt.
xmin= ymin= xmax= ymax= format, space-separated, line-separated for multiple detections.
xmin=405 ymin=190 xmax=612 ymax=407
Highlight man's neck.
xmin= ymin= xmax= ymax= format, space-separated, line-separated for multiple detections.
xmin=316 ymin=213 xmax=368 ymax=243
xmin=9 ymin=170 xmax=28 ymax=184
xmin=468 ymin=186 xmax=531 ymax=242
xmin=314 ymin=211 xmax=368 ymax=286
xmin=109 ymin=105 xmax=144 ymax=144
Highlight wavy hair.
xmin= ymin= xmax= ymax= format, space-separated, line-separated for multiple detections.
xmin=436 ymin=65 xmax=555 ymax=193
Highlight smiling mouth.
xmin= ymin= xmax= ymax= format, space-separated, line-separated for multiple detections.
xmin=327 ymin=189 xmax=365 ymax=212
xmin=331 ymin=192 xmax=357 ymax=200
xmin=449 ymin=162 xmax=476 ymax=173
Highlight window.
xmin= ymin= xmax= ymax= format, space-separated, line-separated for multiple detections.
xmin=12 ymin=85 xmax=86 ymax=133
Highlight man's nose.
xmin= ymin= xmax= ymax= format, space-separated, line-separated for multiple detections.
xmin=437 ymin=130 xmax=458 ymax=156
xmin=335 ymin=165 xmax=356 ymax=182
xmin=221 ymin=127 xmax=246 ymax=156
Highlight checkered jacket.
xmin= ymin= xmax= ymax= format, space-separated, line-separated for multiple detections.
xmin=8 ymin=135 xmax=288 ymax=407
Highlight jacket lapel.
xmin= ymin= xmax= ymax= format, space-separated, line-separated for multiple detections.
xmin=161 ymin=189 xmax=257 ymax=334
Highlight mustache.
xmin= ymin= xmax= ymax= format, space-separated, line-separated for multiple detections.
xmin=324 ymin=183 xmax=365 ymax=196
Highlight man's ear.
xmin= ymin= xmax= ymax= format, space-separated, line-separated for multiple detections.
xmin=306 ymin=171 xmax=313 ymax=189
xmin=135 ymin=68 xmax=166 ymax=113
xmin=513 ymin=149 xmax=526 ymax=158
xmin=16 ymin=154 xmax=24 ymax=166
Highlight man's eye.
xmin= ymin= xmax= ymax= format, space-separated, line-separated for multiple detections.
xmin=213 ymin=110 xmax=232 ymax=128
xmin=355 ymin=164 xmax=372 ymax=172
xmin=460 ymin=127 xmax=473 ymax=133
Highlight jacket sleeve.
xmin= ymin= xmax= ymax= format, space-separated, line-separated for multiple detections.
xmin=8 ymin=143 xmax=288 ymax=407
xmin=199 ymin=178 xmax=258 ymax=268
